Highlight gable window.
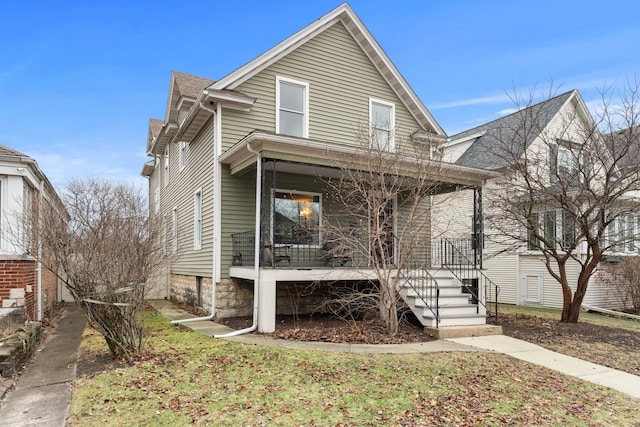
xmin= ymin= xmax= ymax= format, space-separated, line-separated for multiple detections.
xmin=276 ymin=76 xmax=308 ymax=138
xmin=273 ymin=190 xmax=321 ymax=246
xmin=194 ymin=189 xmax=202 ymax=250
xmin=179 ymin=142 xmax=187 ymax=170
xmin=369 ymin=98 xmax=395 ymax=151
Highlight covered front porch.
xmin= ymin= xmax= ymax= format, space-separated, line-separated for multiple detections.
xmin=220 ymin=131 xmax=498 ymax=333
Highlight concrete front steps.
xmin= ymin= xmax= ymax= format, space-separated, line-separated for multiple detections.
xmin=399 ymin=270 xmax=490 ymax=330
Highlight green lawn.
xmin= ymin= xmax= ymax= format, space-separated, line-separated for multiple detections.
xmin=68 ymin=310 xmax=640 ymax=426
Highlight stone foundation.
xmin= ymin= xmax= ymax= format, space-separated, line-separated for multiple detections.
xmin=275 ymin=282 xmax=328 ymax=316
xmin=215 ymin=279 xmax=253 ymax=318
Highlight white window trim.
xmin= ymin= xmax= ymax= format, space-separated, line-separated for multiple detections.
xmin=194 ymin=189 xmax=202 ymax=250
xmin=271 ymin=188 xmax=322 ymax=247
xmin=369 ymin=97 xmax=396 ymax=152
xmin=275 ymin=76 xmax=309 ymax=138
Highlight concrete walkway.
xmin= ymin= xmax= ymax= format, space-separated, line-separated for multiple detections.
xmin=0 ymin=304 xmax=86 ymax=427
xmin=447 ymin=335 xmax=640 ymax=399
xmin=152 ymin=300 xmax=640 ymax=400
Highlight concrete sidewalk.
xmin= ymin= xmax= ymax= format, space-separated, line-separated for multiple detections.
xmin=152 ymin=300 xmax=640 ymax=400
xmin=0 ymin=304 xmax=86 ymax=427
xmin=447 ymin=335 xmax=640 ymax=399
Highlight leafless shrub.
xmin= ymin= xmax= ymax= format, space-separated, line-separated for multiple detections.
xmin=37 ymin=179 xmax=164 ymax=362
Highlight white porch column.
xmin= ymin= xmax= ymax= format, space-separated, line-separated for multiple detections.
xmin=258 ymin=277 xmax=276 ymax=333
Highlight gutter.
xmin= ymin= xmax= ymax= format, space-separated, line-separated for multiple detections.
xmin=36 ymin=178 xmax=44 ymax=321
xmin=214 ymin=140 xmax=261 ymax=338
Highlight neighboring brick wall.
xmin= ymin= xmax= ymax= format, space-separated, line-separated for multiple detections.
xmin=0 ymin=259 xmax=37 ymax=320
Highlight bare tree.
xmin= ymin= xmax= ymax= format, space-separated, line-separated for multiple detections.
xmin=322 ymin=124 xmax=450 ymax=335
xmin=485 ymin=83 xmax=640 ymax=323
xmin=38 ymin=179 xmax=164 ymax=361
xmin=599 ymin=258 xmax=640 ymax=313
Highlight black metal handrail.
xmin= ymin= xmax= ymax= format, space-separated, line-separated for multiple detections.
xmin=439 ymin=238 xmax=500 ymax=323
xmin=398 ymin=260 xmax=440 ymax=327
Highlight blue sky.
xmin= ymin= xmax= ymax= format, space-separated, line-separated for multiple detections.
xmin=1 ymin=0 xmax=638 ymax=189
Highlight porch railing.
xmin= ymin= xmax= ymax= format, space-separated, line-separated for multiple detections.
xmin=231 ymin=230 xmax=369 ymax=268
xmin=437 ymin=238 xmax=500 ymax=323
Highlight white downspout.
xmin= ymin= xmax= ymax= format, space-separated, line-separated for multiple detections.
xmin=214 ymin=141 xmax=261 ymax=338
xmin=36 ymin=179 xmax=44 ymax=321
xmin=172 ymin=100 xmax=219 ymax=325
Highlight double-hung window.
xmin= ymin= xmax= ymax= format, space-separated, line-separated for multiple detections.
xmin=194 ymin=189 xmax=202 ymax=250
xmin=276 ymin=76 xmax=308 ymax=138
xmin=369 ymin=98 xmax=395 ymax=151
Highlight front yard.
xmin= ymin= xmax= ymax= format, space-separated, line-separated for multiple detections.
xmin=67 ymin=306 xmax=640 ymax=426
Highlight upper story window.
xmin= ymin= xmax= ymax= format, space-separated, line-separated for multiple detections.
xmin=276 ymin=76 xmax=309 ymax=138
xmin=369 ymin=98 xmax=395 ymax=151
xmin=179 ymin=142 xmax=187 ymax=170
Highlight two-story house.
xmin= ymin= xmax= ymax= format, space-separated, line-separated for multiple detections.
xmin=142 ymin=3 xmax=498 ymax=333
xmin=438 ymin=89 xmax=635 ymax=312
xmin=0 ymin=145 xmax=64 ymax=321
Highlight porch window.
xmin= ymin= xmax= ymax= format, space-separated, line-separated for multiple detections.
xmin=276 ymin=76 xmax=308 ymax=138
xmin=273 ymin=190 xmax=321 ymax=246
xmin=369 ymin=98 xmax=395 ymax=151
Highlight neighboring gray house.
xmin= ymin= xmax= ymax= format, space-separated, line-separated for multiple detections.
xmin=142 ymin=3 xmax=497 ymax=333
xmin=437 ymin=89 xmax=635 ymax=311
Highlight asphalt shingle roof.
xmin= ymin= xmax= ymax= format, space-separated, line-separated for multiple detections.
xmin=452 ymin=90 xmax=576 ymax=170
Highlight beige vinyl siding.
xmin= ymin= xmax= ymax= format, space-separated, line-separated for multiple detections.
xmin=163 ymin=118 xmax=215 ymax=277
xmin=221 ymin=21 xmax=423 ymax=153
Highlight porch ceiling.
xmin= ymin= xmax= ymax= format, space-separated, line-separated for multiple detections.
xmin=219 ymin=131 xmax=499 ymax=189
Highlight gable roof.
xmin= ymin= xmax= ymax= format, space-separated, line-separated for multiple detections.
xmin=165 ymin=71 xmax=214 ymax=124
xmin=451 ymin=90 xmax=580 ymax=170
xmin=210 ymin=3 xmax=444 ymax=136
xmin=0 ymin=144 xmax=28 ymax=158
